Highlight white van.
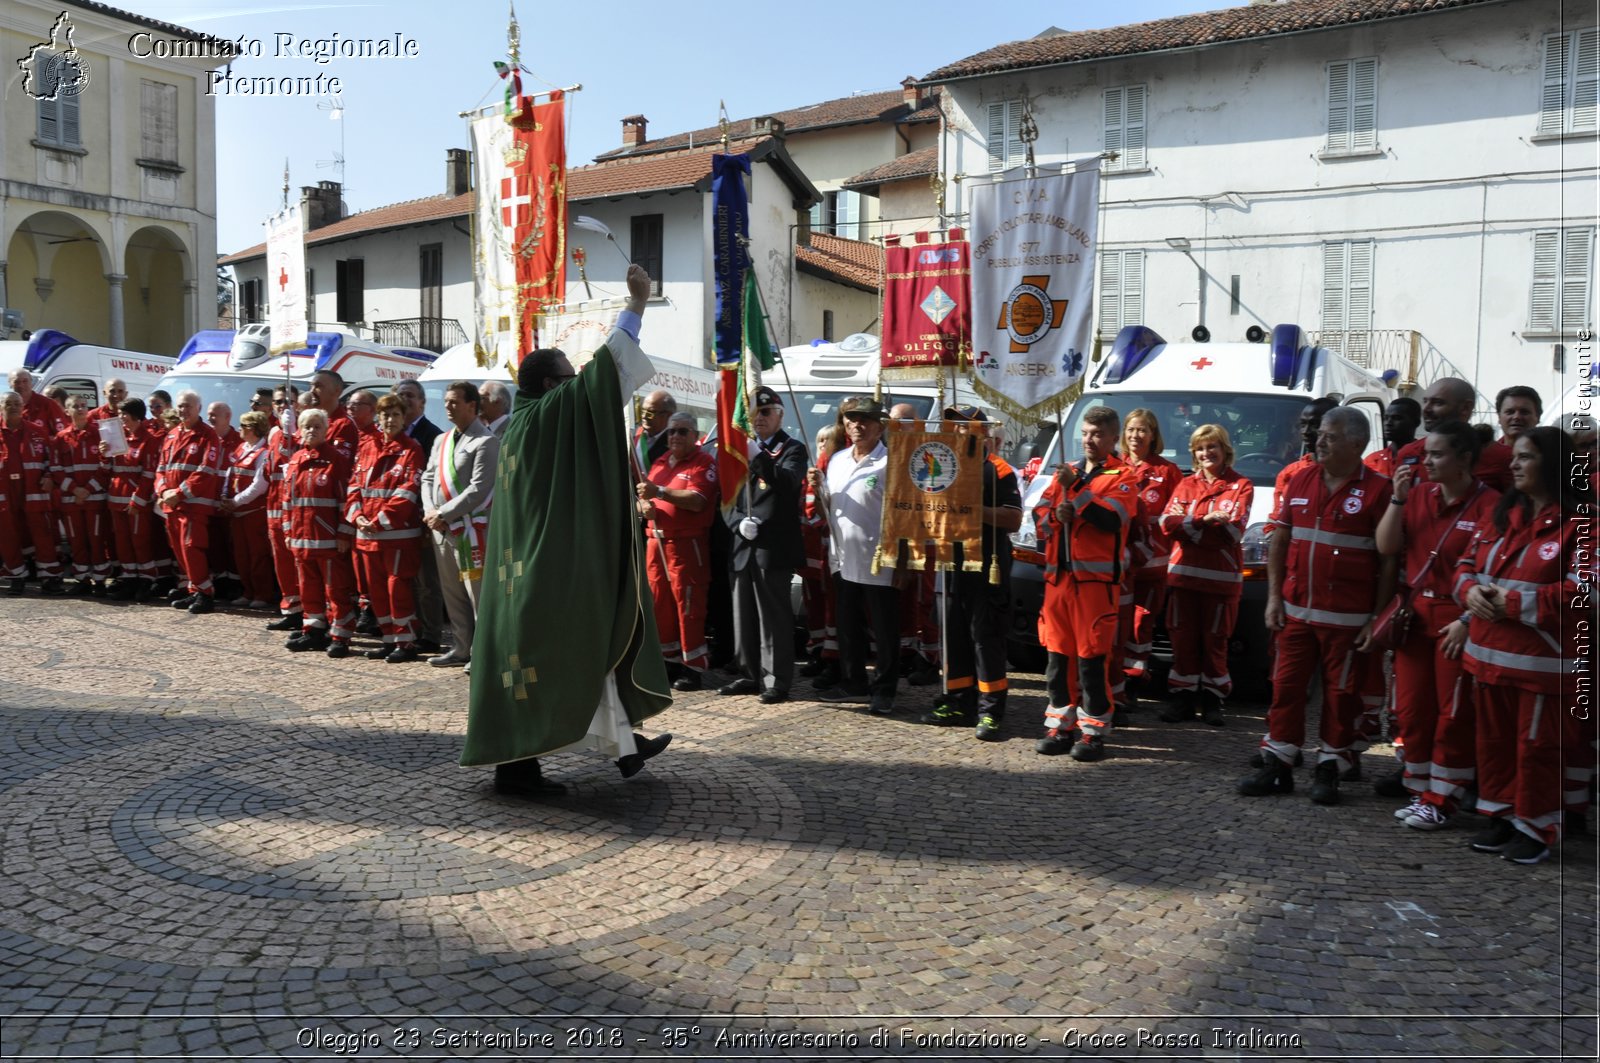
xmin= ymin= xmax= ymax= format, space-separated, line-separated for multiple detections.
xmin=1006 ymin=323 xmax=1399 ymax=677
xmin=0 ymin=330 xmax=176 ymax=405
xmin=159 ymin=323 xmax=438 ymax=413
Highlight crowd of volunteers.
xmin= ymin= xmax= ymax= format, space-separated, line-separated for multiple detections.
xmin=3 ymin=360 xmax=1591 ymax=864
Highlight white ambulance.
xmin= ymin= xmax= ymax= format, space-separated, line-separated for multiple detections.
xmin=1006 ymin=323 xmax=1399 ymax=680
xmin=0 ymin=330 xmax=176 ymax=405
xmin=158 ymin=323 xmax=438 ymax=413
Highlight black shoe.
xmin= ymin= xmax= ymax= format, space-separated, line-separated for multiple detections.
xmin=1158 ymin=690 xmax=1197 ymax=723
xmin=1199 ymin=692 xmax=1225 ymax=727
xmin=39 ymin=578 xmax=63 ymax=595
xmin=266 ymin=613 xmax=303 ymax=631
xmin=365 ymin=645 xmax=393 ymax=660
xmin=1372 ymin=769 xmax=1407 ymax=798
xmin=107 ymin=580 xmax=134 ymax=601
xmin=974 ymin=714 xmax=1002 ymax=741
xmin=88 ymin=579 xmax=105 ymax=597
xmin=386 ymin=645 xmax=419 ymax=664
xmin=868 ymin=694 xmax=895 ymax=716
xmin=495 ymin=759 xmax=567 ymax=798
xmin=72 ymin=578 xmax=96 ymax=597
xmin=326 ymin=639 xmax=350 ymax=659
xmin=288 ymin=631 xmax=330 ymax=653
xmin=672 ymin=671 xmax=703 ymax=692
xmin=1469 ymin=818 xmax=1518 ymax=853
xmin=1340 ymin=760 xmax=1363 ymax=783
xmin=1238 ymin=758 xmax=1295 ymax=796
xmin=354 ymin=608 xmax=380 ymax=636
xmin=759 ymin=688 xmax=790 ymax=705
xmin=718 ymin=677 xmax=761 ymax=696
xmin=1070 ymin=734 xmax=1106 ymax=762
xmin=135 ymin=579 xmax=159 ymax=602
xmin=1118 ymin=689 xmax=1139 ymax=716
xmin=808 ymin=664 xmax=842 ymax=691
xmin=187 ymin=594 xmax=214 ymax=615
xmin=905 ymin=658 xmax=940 ymax=687
xmin=1035 ymin=728 xmax=1076 ymax=756
xmin=920 ymin=700 xmax=975 ymax=727
xmin=413 ymin=638 xmax=443 ymax=655
xmin=817 ymin=681 xmax=871 ymax=703
xmin=1310 ymin=761 xmax=1342 ymax=805
xmin=616 ymin=732 xmax=672 ymax=778
xmin=1249 ymin=749 xmax=1305 ymax=769
xmin=166 ymin=585 xmax=188 ymax=603
xmin=1502 ymin=832 xmax=1552 ymax=865
xmin=171 ymin=593 xmax=197 ymax=610
xmin=797 ymin=657 xmax=825 ymax=678
xmin=7 ymin=578 xmax=24 ymax=596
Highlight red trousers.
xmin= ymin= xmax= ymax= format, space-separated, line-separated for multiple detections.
xmin=164 ymin=511 xmax=212 ymax=594
xmin=1166 ymin=588 xmax=1237 ymax=698
xmin=62 ymin=502 xmax=112 ymax=579
xmin=207 ymin=515 xmax=235 ymax=585
xmin=1475 ymin=682 xmax=1570 ymax=845
xmin=295 ymin=552 xmax=357 ymax=639
xmin=268 ymin=521 xmax=300 ymax=615
xmin=108 ymin=504 xmax=156 ymax=579
xmin=1262 ymin=620 xmax=1372 ymax=769
xmin=801 ymin=528 xmax=837 ymax=660
xmin=1110 ymin=583 xmax=1134 ymax=705
xmin=647 ymin=534 xmax=710 ymax=670
xmin=230 ymin=510 xmax=277 ymax=605
xmin=1039 ymin=579 xmax=1119 ymax=733
xmin=1125 ymin=573 xmax=1165 ymax=679
xmin=1391 ymin=596 xmax=1476 ymax=810
xmin=0 ymin=507 xmax=58 ymax=577
xmin=354 ymin=547 xmax=420 ymax=645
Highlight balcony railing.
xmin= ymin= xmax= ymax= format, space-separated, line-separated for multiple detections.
xmin=371 ymin=317 xmax=468 ymax=354
xmin=1308 ymin=328 xmax=1492 ymax=420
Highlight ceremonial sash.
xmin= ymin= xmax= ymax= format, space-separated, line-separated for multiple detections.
xmin=439 ymin=429 xmax=493 ymax=581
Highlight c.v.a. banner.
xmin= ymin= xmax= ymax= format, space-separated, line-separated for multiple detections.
xmin=876 ymin=422 xmax=985 ymax=573
xmin=880 ymin=236 xmax=971 ymax=380
xmin=967 ymin=161 xmax=1099 ymax=420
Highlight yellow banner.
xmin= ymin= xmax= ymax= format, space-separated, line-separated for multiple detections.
xmin=876 ymin=422 xmax=985 ymax=572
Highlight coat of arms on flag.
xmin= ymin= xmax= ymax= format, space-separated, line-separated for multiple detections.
xmin=881 ymin=235 xmax=971 ymax=380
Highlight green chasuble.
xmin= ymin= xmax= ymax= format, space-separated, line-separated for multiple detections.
xmin=460 ymin=337 xmax=671 ymax=766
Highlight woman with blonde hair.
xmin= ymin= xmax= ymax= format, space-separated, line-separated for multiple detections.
xmin=1157 ymin=423 xmax=1253 ymax=725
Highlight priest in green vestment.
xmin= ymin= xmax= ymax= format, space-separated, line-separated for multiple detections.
xmin=462 ymin=264 xmax=673 ymax=796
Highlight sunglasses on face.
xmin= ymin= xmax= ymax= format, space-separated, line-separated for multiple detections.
xmin=755 ymin=405 xmax=781 ymax=416
xmin=666 ymin=427 xmax=695 ymax=436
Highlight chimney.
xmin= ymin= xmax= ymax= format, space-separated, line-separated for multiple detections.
xmin=445 ymin=148 xmax=472 ymax=196
xmin=901 ymin=76 xmax=921 ymax=108
xmin=621 ymin=114 xmax=648 ymax=149
xmin=300 ymin=180 xmax=343 ymax=230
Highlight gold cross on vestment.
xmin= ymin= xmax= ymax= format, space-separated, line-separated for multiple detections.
xmin=499 ymin=548 xmax=523 ymax=595
xmin=503 ymin=652 xmax=538 ymax=700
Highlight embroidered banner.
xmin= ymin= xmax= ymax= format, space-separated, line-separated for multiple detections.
xmin=509 ymin=93 xmax=566 ymax=354
xmin=881 ymin=237 xmax=970 ymax=379
xmin=876 ymin=421 xmax=984 ymax=572
xmin=967 ymin=161 xmax=1100 ymax=420
xmin=265 ymin=204 xmax=307 ymax=356
xmin=470 ymin=110 xmax=519 ymax=371
xmin=710 ymin=153 xmax=751 ymax=367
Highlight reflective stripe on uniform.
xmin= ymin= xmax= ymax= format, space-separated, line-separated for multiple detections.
xmin=1290 ymin=526 xmax=1375 ymax=550
xmin=1284 ymin=602 xmax=1369 ymax=627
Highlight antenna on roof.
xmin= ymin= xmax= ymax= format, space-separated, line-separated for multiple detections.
xmin=281 ymin=158 xmax=289 ymax=210
xmin=719 ymin=100 xmax=730 ymax=152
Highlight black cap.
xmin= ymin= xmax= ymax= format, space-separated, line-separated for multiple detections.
xmin=751 ymin=385 xmax=783 ymax=408
xmin=841 ymin=396 xmax=886 ymax=419
xmin=942 ymin=403 xmax=988 ymax=423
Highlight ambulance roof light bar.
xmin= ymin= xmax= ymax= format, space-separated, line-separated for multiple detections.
xmin=1102 ymin=325 xmax=1165 ymax=386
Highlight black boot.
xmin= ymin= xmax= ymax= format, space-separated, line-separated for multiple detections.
xmin=1238 ymin=757 xmax=1295 ymax=796
xmin=1309 ymin=760 xmax=1342 ymax=805
xmin=1198 ymin=690 xmax=1225 ymax=726
xmin=1158 ymin=689 xmax=1197 ymax=723
xmin=494 ymin=758 xmax=567 ymax=798
xmin=266 ymin=612 xmax=303 ymax=631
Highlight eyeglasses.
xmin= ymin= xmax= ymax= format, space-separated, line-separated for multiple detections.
xmin=666 ymin=427 xmax=695 ymax=436
xmin=755 ymin=405 xmax=781 ymax=415
xmin=273 ymin=399 xmax=291 ymax=406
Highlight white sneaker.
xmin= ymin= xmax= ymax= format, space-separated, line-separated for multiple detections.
xmin=1404 ymin=803 xmax=1451 ymax=831
xmin=1393 ymin=797 xmax=1426 ymax=821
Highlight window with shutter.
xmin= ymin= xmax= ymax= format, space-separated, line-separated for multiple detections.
xmin=140 ymin=80 xmax=178 ymax=162
xmin=34 ymin=57 xmax=83 ymax=149
xmin=1103 ymin=86 xmax=1148 ymax=171
xmin=1097 ymin=250 xmax=1145 ymax=336
xmin=1529 ymin=228 xmax=1594 ymax=333
xmin=1321 ymin=240 xmax=1376 ymax=362
xmin=1326 ymin=59 xmax=1378 ymax=154
xmin=1538 ymin=29 xmax=1599 ymax=136
xmin=986 ymin=100 xmax=1023 ymax=172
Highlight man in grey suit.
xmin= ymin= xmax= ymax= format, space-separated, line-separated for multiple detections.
xmin=480 ymin=381 xmax=512 ymax=439
xmin=420 ymin=381 xmax=498 ymax=668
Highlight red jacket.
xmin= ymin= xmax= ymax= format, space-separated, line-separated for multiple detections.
xmin=284 ymin=442 xmax=353 ymax=557
xmin=154 ymin=420 xmax=223 ymax=515
xmin=264 ymin=424 xmax=299 ymax=529
xmin=1034 ymin=456 xmax=1141 ymax=584
xmin=644 ymin=450 xmax=718 ymax=540
xmin=1272 ymin=453 xmax=1317 ymax=519
xmin=21 ymin=391 xmax=68 ymax=435
xmin=225 ymin=439 xmax=271 ymax=517
xmin=108 ymin=423 xmax=158 ymax=509
xmin=1159 ymin=468 xmax=1254 ymax=598
xmin=1124 ymin=455 xmax=1183 ymax=581
xmin=1455 ymin=501 xmax=1590 ymax=693
xmin=1274 ymin=461 xmax=1390 ymax=628
xmin=1399 ymin=480 xmax=1500 ymax=600
xmin=0 ymin=421 xmax=56 ymax=514
xmin=343 ymin=435 xmax=425 ymax=553
xmin=324 ymin=412 xmax=360 ymax=466
xmin=1397 ymin=436 xmax=1512 ymax=493
xmin=53 ymin=424 xmax=108 ymax=506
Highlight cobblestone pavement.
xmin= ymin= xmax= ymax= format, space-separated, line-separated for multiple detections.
xmin=0 ymin=595 xmax=1594 ymax=1061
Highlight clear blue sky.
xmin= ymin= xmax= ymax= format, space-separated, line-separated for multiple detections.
xmin=129 ymin=0 xmax=1220 ymax=257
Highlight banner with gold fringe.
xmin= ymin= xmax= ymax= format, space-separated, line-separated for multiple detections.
xmin=874 ymin=421 xmax=985 ymax=573
xmin=880 ymin=233 xmax=970 ymax=382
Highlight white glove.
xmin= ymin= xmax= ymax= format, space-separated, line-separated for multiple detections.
xmin=738 ymin=516 xmax=762 ymax=541
xmin=746 ymin=439 xmax=761 ymax=460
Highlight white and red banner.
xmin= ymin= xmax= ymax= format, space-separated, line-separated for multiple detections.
xmin=881 ymin=235 xmax=970 ymax=379
xmin=967 ymin=161 xmax=1100 ymax=419
xmin=265 ymin=204 xmax=307 ymax=356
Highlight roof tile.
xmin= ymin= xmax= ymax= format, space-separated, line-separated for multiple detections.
xmin=796 ymin=233 xmax=883 ymax=292
xmin=844 ymin=146 xmax=939 ymax=191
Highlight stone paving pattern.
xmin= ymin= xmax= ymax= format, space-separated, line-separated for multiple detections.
xmin=0 ymin=596 xmax=1594 ymax=1060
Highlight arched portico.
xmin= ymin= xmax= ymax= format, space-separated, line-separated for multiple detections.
xmin=125 ymin=224 xmax=193 ymax=354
